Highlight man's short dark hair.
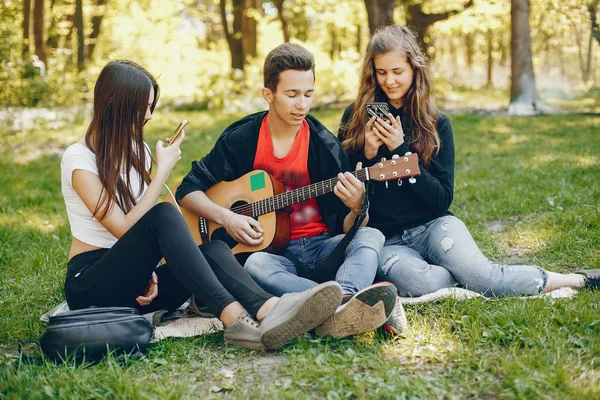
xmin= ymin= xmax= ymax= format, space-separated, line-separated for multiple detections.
xmin=263 ymin=44 xmax=315 ymax=92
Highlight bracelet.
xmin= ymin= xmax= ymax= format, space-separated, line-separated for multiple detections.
xmin=225 ymin=213 xmax=235 ymax=234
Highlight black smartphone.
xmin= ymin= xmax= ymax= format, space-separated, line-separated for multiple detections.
xmin=365 ymin=102 xmax=390 ymax=122
xmin=164 ymin=119 xmax=188 ymax=147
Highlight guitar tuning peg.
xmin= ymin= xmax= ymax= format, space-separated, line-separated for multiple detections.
xmin=380 ymin=157 xmax=387 ymax=162
xmin=385 ymin=181 xmax=389 ymax=189
xmin=397 ymin=179 xmax=403 ymax=187
xmin=409 ymin=177 xmax=416 ymax=184
xmin=391 ymin=154 xmax=400 ymax=159
xmin=405 ymin=152 xmax=412 ymax=156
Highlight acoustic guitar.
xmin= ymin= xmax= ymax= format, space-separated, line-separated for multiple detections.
xmin=164 ymin=154 xmax=420 ymax=255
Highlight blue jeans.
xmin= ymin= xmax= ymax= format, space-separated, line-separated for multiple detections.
xmin=379 ymin=216 xmax=548 ymax=297
xmin=244 ymin=227 xmax=384 ymax=297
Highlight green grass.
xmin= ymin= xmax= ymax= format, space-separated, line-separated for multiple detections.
xmin=1 ymin=108 xmax=599 ymax=399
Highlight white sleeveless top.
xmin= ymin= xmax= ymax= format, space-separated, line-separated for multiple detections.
xmin=61 ymin=142 xmax=150 ymax=248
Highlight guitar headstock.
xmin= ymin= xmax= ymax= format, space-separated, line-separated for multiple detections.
xmin=366 ymin=153 xmax=420 ymax=182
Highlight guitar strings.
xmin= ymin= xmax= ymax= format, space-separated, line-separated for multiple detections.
xmin=228 ymin=169 xmax=368 ymax=217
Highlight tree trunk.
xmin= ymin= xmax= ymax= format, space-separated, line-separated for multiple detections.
xmin=272 ymin=0 xmax=290 ymax=43
xmin=88 ymin=0 xmax=108 ymax=61
xmin=33 ymin=0 xmax=47 ymax=65
xmin=499 ymin=34 xmax=508 ymax=65
xmin=329 ymin=24 xmax=337 ymax=60
xmin=356 ymin=23 xmax=362 ymax=53
xmin=509 ymin=0 xmax=540 ymax=115
xmin=586 ymin=25 xmax=593 ymax=83
xmin=486 ymin=29 xmax=493 ymax=87
xmin=242 ymin=0 xmax=258 ymax=58
xmin=22 ymin=0 xmax=31 ymax=60
xmin=589 ymin=1 xmax=600 ymax=46
xmin=465 ymin=32 xmax=473 ymax=68
xmin=339 ymin=27 xmax=345 ymax=57
xmin=364 ymin=0 xmax=396 ymax=36
xmin=45 ymin=0 xmax=60 ymax=49
xmin=219 ymin=0 xmax=245 ymax=71
xmin=402 ymin=0 xmax=474 ymax=53
xmin=75 ymin=0 xmax=84 ymax=71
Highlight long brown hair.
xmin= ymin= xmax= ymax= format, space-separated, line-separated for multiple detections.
xmin=84 ymin=60 xmax=159 ymax=220
xmin=342 ymin=25 xmax=440 ymax=165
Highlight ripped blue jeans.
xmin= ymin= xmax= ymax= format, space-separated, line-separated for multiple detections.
xmin=378 ymin=216 xmax=548 ymax=297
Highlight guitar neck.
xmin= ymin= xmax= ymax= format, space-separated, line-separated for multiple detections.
xmin=233 ymin=169 xmax=369 ymax=218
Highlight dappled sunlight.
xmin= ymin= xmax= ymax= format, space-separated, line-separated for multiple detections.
xmin=520 ymin=153 xmax=599 ymax=169
xmin=571 ymin=154 xmax=599 ymax=167
xmin=0 ymin=211 xmax=65 ymax=235
xmin=11 ymin=147 xmax=65 ymax=165
xmin=505 ymin=225 xmax=557 ymax=256
xmin=381 ymin=318 xmax=462 ymax=370
xmin=487 ymin=123 xmax=513 ymax=135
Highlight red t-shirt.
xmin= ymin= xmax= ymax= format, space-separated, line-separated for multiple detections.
xmin=253 ymin=116 xmax=330 ymax=240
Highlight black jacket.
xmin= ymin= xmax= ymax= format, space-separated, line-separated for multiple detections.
xmin=176 ymin=111 xmax=352 ymax=235
xmin=338 ymin=104 xmax=454 ymax=237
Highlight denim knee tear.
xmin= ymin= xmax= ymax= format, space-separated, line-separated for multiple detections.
xmin=440 ymin=223 xmax=448 ymax=232
xmin=382 ymin=255 xmax=400 ymax=274
xmin=440 ymin=236 xmax=454 ymax=252
xmin=534 ymin=278 xmax=545 ymax=290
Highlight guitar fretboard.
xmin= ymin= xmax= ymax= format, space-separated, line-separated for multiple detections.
xmin=232 ymin=169 xmax=369 ymax=217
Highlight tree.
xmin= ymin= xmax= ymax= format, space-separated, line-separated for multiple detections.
xmin=273 ymin=0 xmax=290 ymax=42
xmin=509 ymin=0 xmax=541 ymax=115
xmin=74 ymin=0 xmax=84 ymax=71
xmin=220 ymin=0 xmax=245 ymax=70
xmin=33 ymin=0 xmax=47 ymax=65
xmin=88 ymin=0 xmax=109 ymax=61
xmin=590 ymin=0 xmax=600 ymax=45
xmin=401 ymin=0 xmax=474 ymax=52
xmin=364 ymin=0 xmax=396 ymax=35
xmin=22 ymin=0 xmax=31 ymax=59
xmin=242 ymin=0 xmax=259 ymax=58
xmin=574 ymin=7 xmax=594 ymax=83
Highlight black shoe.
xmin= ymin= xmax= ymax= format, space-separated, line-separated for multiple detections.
xmin=575 ymin=269 xmax=600 ymax=289
xmin=185 ymin=295 xmax=217 ymax=318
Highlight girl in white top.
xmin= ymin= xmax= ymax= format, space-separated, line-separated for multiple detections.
xmin=61 ymin=60 xmax=343 ymax=350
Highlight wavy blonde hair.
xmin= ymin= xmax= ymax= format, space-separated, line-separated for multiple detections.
xmin=342 ymin=25 xmax=440 ymax=165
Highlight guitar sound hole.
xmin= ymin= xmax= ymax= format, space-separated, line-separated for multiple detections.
xmin=212 ymin=227 xmax=239 ymax=249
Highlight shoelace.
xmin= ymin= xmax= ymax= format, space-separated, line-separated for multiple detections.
xmin=240 ymin=313 xmax=260 ymax=329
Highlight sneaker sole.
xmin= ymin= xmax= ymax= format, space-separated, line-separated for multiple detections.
xmin=261 ymin=282 xmax=342 ymax=350
xmin=227 ymin=339 xmax=266 ymax=351
xmin=315 ymin=284 xmax=397 ymax=339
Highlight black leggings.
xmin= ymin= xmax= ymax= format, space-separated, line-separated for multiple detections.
xmin=64 ymin=202 xmax=273 ymax=319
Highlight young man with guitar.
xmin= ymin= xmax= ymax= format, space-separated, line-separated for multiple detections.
xmin=176 ymin=44 xmax=405 ymax=339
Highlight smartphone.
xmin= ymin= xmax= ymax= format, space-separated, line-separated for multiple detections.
xmin=365 ymin=102 xmax=390 ymax=122
xmin=164 ymin=119 xmax=188 ymax=147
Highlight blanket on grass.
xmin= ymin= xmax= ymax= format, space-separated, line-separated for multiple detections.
xmin=40 ymin=287 xmax=576 ymax=341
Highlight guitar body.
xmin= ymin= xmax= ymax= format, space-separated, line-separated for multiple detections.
xmin=163 ymin=170 xmax=291 ymax=255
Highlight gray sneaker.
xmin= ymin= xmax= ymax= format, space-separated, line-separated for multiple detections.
xmin=382 ymin=297 xmax=409 ymax=336
xmin=315 ymin=282 xmax=397 ymax=339
xmin=260 ymin=281 xmax=343 ymax=349
xmin=223 ymin=310 xmax=265 ymax=350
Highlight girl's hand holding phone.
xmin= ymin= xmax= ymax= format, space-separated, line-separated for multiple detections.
xmin=156 ymin=120 xmax=186 ymax=177
xmin=373 ymin=113 xmax=404 ymax=151
xmin=364 ymin=115 xmax=384 ymax=160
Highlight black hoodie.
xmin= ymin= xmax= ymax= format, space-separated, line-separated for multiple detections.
xmin=176 ymin=111 xmax=353 ymax=235
xmin=338 ymin=104 xmax=455 ymax=237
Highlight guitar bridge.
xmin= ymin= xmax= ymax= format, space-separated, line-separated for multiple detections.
xmin=199 ymin=218 xmax=210 ymax=244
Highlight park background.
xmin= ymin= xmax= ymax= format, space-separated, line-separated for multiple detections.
xmin=1 ymin=0 xmax=599 ymax=398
